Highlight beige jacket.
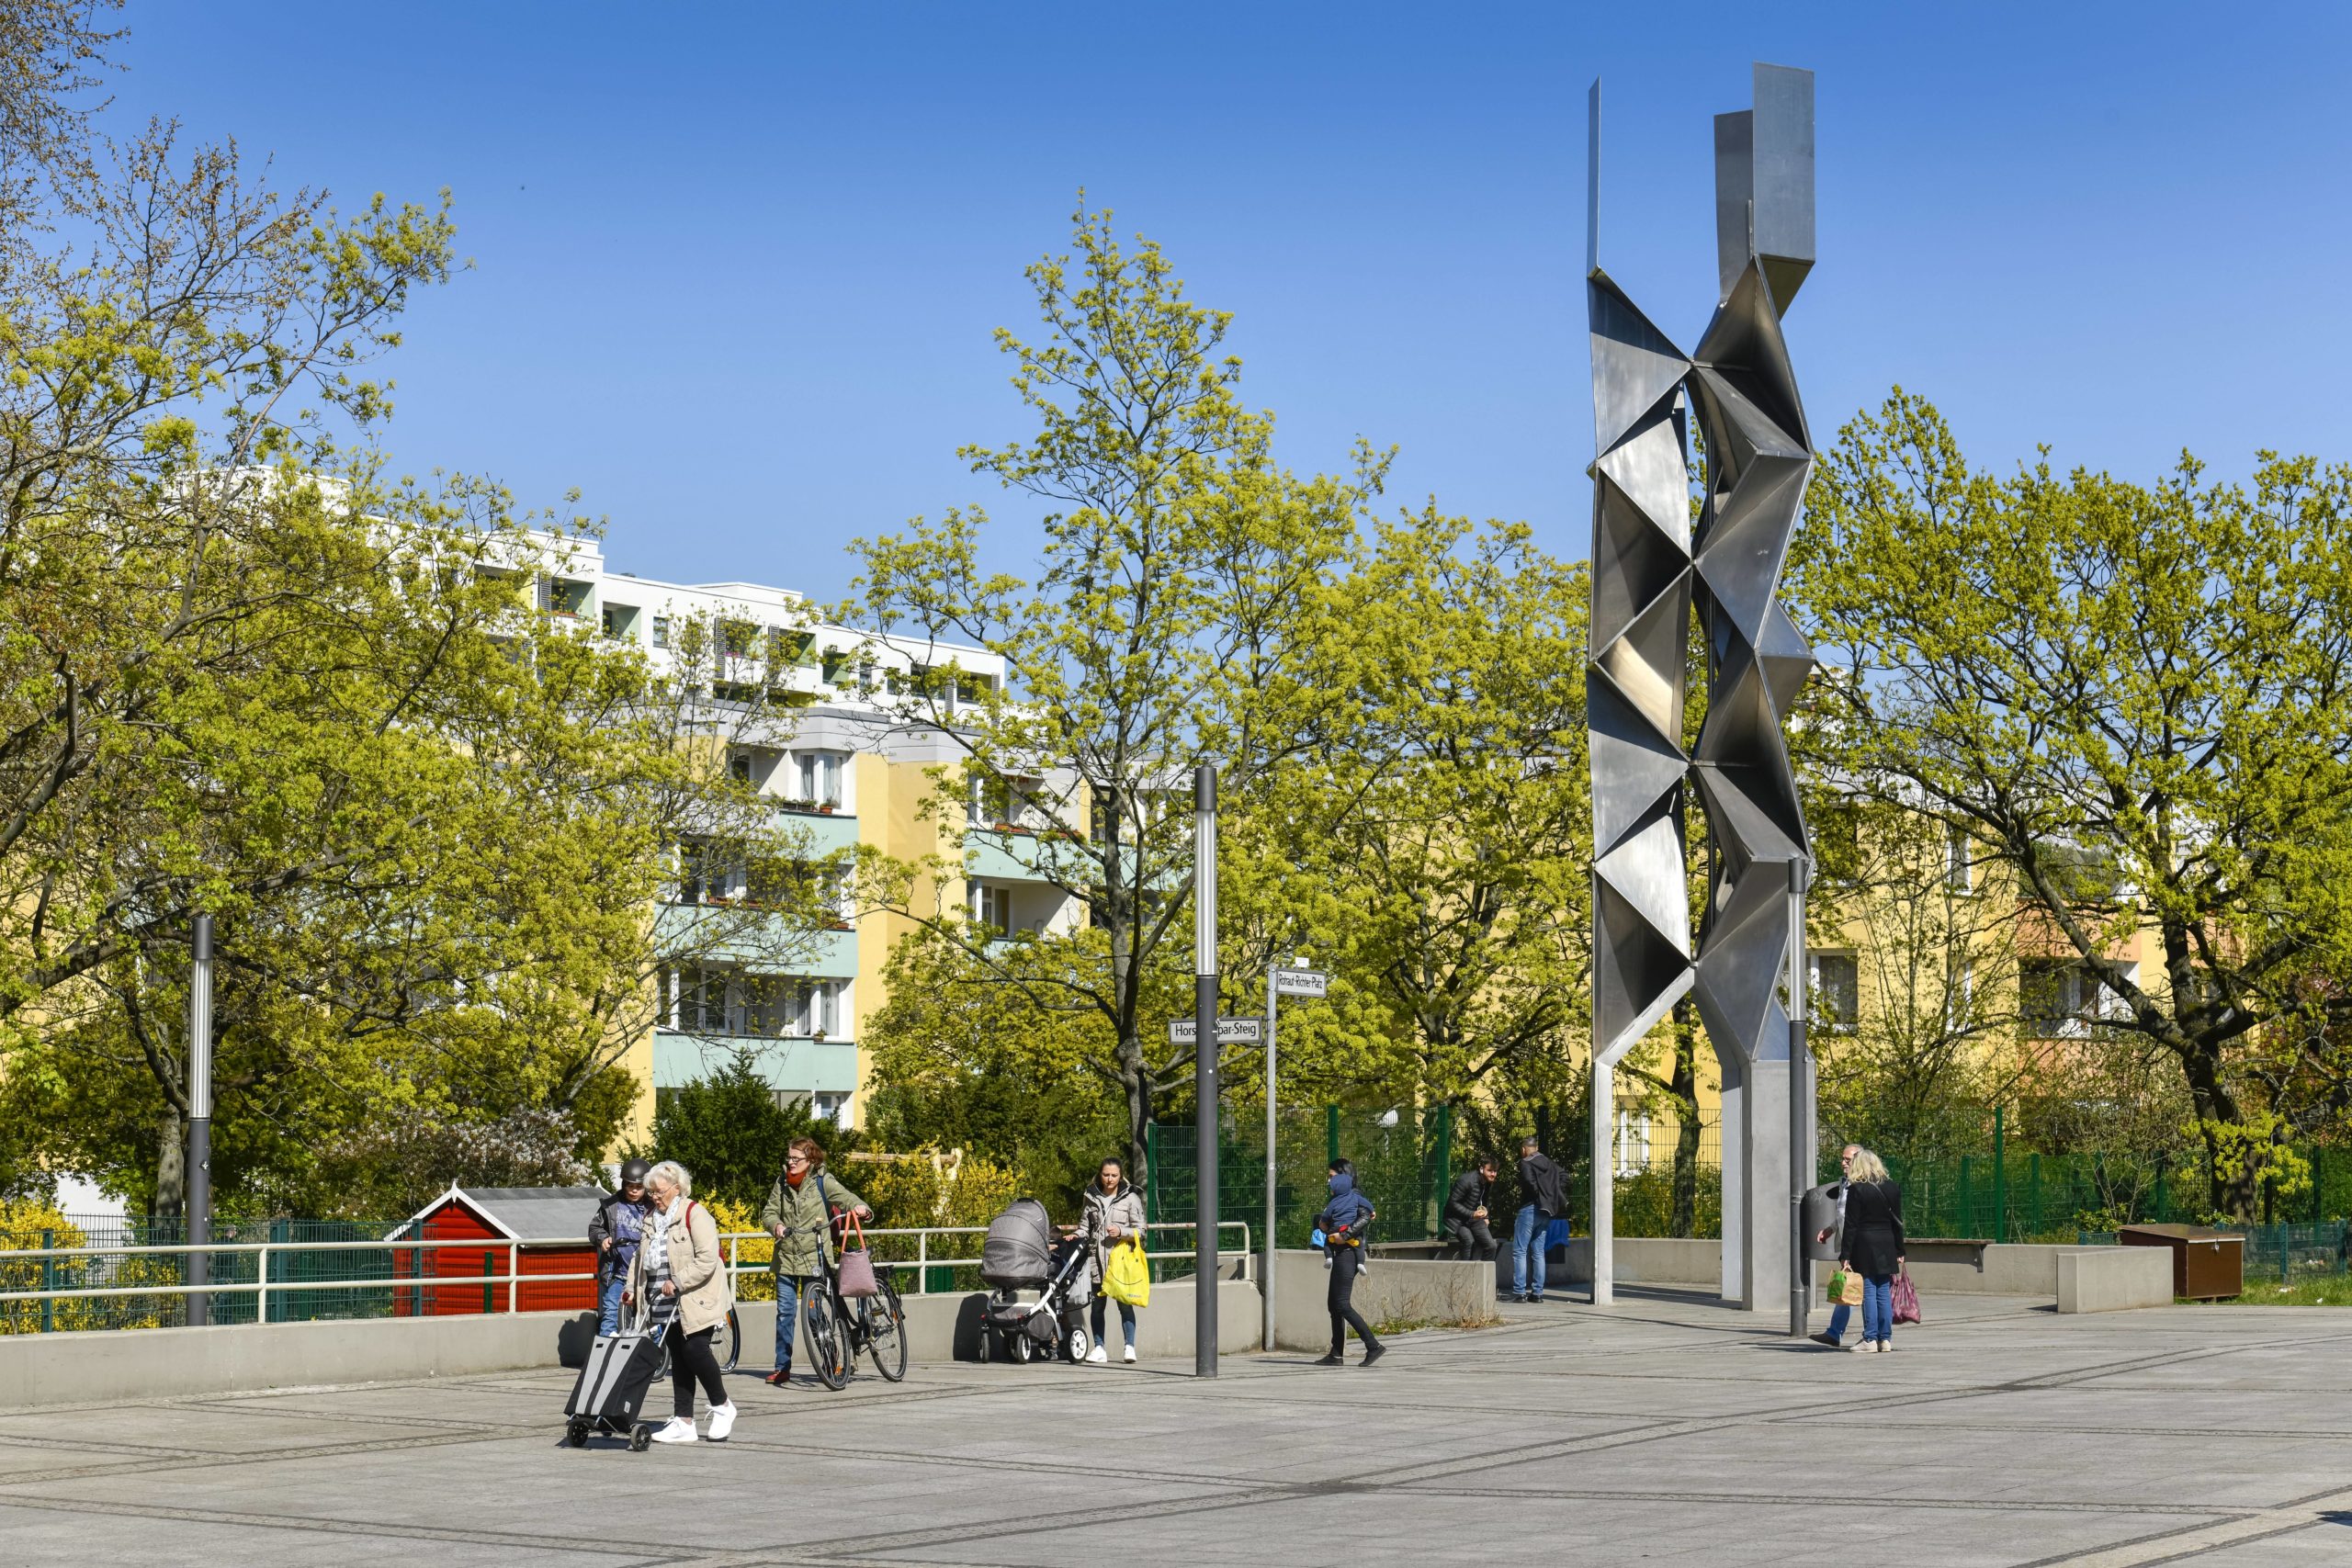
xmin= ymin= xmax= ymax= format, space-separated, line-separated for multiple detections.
xmin=628 ymin=1197 xmax=733 ymax=1337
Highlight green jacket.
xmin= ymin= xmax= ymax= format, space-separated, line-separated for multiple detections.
xmin=758 ymin=1168 xmax=868 ymax=1277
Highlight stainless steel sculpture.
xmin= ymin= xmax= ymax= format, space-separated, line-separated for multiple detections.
xmin=1586 ymin=64 xmax=1815 ymax=1309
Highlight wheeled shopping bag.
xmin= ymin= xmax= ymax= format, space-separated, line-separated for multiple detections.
xmin=564 ymin=1325 xmax=665 ymax=1450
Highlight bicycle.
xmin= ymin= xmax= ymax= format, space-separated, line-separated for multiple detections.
xmin=800 ymin=1214 xmax=908 ymax=1389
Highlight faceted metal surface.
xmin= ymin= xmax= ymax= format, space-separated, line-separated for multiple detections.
xmin=1588 ymin=64 xmax=1815 ymax=1309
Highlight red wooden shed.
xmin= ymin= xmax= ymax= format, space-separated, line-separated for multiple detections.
xmin=390 ymin=1185 xmax=606 ymax=1315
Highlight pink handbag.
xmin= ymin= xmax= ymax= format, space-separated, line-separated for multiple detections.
xmin=1892 ymin=1269 xmax=1922 ymax=1325
xmin=832 ymin=1208 xmax=879 ymax=1298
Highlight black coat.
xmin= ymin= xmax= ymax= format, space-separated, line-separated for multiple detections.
xmin=1444 ymin=1169 xmax=1491 ymax=1228
xmin=1839 ymin=1179 xmax=1905 ymax=1279
xmin=1518 ymin=1153 xmax=1566 ymax=1217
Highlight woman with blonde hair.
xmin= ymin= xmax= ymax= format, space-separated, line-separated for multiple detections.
xmin=1838 ymin=1145 xmax=1905 ymax=1351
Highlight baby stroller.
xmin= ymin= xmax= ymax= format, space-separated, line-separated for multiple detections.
xmin=976 ymin=1197 xmax=1094 ymax=1364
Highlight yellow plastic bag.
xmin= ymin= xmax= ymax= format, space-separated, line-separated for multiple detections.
xmin=1104 ymin=1236 xmax=1151 ymax=1308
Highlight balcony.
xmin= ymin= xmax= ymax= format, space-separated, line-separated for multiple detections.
xmin=654 ymin=906 xmax=856 ymax=972
xmin=651 ymin=1032 xmax=857 ymax=1096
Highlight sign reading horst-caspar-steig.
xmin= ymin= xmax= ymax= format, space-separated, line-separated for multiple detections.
xmin=1272 ymin=968 xmax=1329 ymax=998
xmin=1169 ymin=1017 xmax=1266 ymax=1046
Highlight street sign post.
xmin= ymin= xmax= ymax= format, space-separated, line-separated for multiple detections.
xmin=1168 ymin=1016 xmax=1265 ymax=1046
xmin=1261 ymin=965 xmax=1326 ymax=1350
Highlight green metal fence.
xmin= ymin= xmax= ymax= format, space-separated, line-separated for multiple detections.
xmin=1 ymin=1215 xmax=404 ymax=1334
xmin=1144 ymin=1106 xmax=1455 ymax=1276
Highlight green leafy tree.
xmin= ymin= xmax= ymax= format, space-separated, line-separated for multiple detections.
xmin=1786 ymin=391 xmax=2352 ymax=1218
xmin=843 ymin=203 xmax=1375 ymax=1180
xmin=638 ymin=1050 xmax=863 ymax=1209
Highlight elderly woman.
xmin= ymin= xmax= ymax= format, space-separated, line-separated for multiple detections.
xmin=625 ymin=1159 xmax=738 ymax=1443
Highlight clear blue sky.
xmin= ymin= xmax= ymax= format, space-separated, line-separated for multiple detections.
xmin=116 ymin=4 xmax=2352 ymax=606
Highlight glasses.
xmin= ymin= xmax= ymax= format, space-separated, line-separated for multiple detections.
xmin=786 ymin=1156 xmax=809 ymax=1168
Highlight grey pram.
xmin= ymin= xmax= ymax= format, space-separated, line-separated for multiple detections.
xmin=977 ymin=1198 xmax=1093 ymax=1364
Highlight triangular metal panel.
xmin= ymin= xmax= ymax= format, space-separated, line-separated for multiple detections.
xmin=1693 ymin=454 xmax=1808 ymax=642
xmin=1595 ymin=573 xmax=1689 ymax=741
xmin=1588 ymin=668 xmax=1689 ymax=859
xmin=1692 ymin=260 xmax=1808 ymax=447
xmin=1594 ymin=876 xmax=1694 ymax=1066
xmin=1595 ymin=398 xmax=1691 ymax=549
xmin=1758 ymin=600 xmax=1815 ymax=715
xmin=1692 ymin=867 xmax=1792 ymax=1065
xmin=1589 ymin=270 xmax=1690 ymax=457
xmin=1594 ymin=791 xmax=1690 ymax=951
xmin=1591 ymin=479 xmax=1687 ymax=650
xmin=1692 ymin=761 xmax=1804 ymax=869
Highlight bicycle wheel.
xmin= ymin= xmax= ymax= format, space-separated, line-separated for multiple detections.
xmin=804 ymin=1289 xmax=851 ymax=1390
xmin=716 ymin=1306 xmax=741 ymax=1373
xmin=865 ymin=1276 xmax=908 ymax=1382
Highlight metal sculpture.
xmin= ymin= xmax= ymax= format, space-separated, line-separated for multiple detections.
xmin=1586 ymin=64 xmax=1815 ymax=1310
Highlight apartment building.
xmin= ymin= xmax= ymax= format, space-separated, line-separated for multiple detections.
xmin=522 ymin=535 xmax=1074 ymax=1137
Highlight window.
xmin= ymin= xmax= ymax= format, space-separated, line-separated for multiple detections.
xmin=2018 ymin=959 xmax=2123 ymax=1038
xmin=1946 ymin=823 xmax=1973 ymax=893
xmin=1813 ymin=953 xmax=1859 ymax=1032
xmin=974 ymin=884 xmax=1012 ymax=935
xmin=665 ymin=965 xmax=731 ymax=1034
xmin=1612 ymin=1111 xmax=1652 ymax=1178
xmin=675 ymin=840 xmax=744 ymax=904
xmin=601 ymin=604 xmax=639 ymax=641
xmin=729 ymin=750 xmax=754 ymax=786
xmin=719 ymin=619 xmax=757 ymax=659
xmin=795 ymin=751 xmax=843 ymax=808
xmin=1945 ymin=958 xmax=1973 ymax=1032
xmin=651 ymin=615 xmax=672 ymax=650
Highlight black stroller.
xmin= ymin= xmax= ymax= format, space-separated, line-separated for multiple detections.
xmin=976 ymin=1197 xmax=1094 ymax=1364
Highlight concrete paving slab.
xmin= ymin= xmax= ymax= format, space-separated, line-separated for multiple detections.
xmin=3 ymin=1290 xmax=2349 ymax=1566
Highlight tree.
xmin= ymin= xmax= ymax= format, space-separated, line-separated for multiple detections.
xmin=843 ymin=203 xmax=1374 ymax=1180
xmin=637 ymin=1050 xmax=863 ymax=1210
xmin=1786 ymin=391 xmax=2352 ymax=1218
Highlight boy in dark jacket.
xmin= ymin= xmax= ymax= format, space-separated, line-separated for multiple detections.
xmin=1512 ymin=1137 xmax=1566 ymax=1303
xmin=1313 ymin=1160 xmax=1385 ymax=1367
xmin=587 ymin=1159 xmax=652 ymax=1335
xmin=1444 ymin=1156 xmax=1499 ymax=1260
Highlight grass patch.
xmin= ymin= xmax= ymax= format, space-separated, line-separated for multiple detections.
xmin=2197 ymin=1273 xmax=2352 ymax=1306
xmin=1370 ymin=1312 xmax=1503 ymax=1336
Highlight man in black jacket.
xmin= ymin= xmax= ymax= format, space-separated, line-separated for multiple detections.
xmin=1443 ymin=1156 xmax=1499 ymax=1260
xmin=1511 ymin=1137 xmax=1566 ymax=1303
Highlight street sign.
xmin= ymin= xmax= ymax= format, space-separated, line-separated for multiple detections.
xmin=1272 ymin=967 xmax=1329 ymax=998
xmin=1169 ymin=1016 xmax=1266 ymax=1046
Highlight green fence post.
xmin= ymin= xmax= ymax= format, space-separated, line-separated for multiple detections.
xmin=481 ymin=1251 xmax=493 ymax=1314
xmin=2030 ymin=1155 xmax=2043 ymax=1240
xmin=269 ymin=1217 xmax=288 ymax=1324
xmin=1145 ymin=1122 xmax=1160 ymax=1228
xmin=1959 ymin=1156 xmax=1973 ymax=1238
xmin=40 ymin=1227 xmax=53 ymax=1335
xmin=1326 ymin=1104 xmax=1340 ymax=1168
xmin=1993 ymin=1107 xmax=2007 ymax=1243
xmin=1430 ymin=1105 xmax=1453 ymax=1241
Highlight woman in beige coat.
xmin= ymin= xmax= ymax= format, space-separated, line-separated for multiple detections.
xmin=626 ymin=1160 xmax=738 ymax=1443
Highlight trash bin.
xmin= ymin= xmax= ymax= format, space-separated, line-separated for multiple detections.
xmin=1801 ymin=1183 xmax=1843 ymax=1262
xmin=2118 ymin=1224 xmax=2244 ymax=1300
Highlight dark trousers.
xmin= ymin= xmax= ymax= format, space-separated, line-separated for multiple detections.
xmin=1329 ymin=1246 xmax=1378 ymax=1355
xmin=1445 ymin=1218 xmax=1498 ymax=1260
xmin=1091 ymin=1292 xmax=1136 ymax=1348
xmin=670 ymin=1325 xmax=727 ymax=1417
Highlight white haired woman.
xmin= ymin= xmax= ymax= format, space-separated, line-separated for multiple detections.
xmin=625 ymin=1159 xmax=738 ymax=1442
xmin=1838 ymin=1146 xmax=1905 ymax=1351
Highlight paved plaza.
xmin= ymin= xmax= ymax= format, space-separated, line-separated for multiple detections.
xmin=3 ymin=1290 xmax=2350 ymax=1566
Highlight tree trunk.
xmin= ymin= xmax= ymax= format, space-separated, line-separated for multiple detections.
xmin=1668 ymin=996 xmax=1702 ymax=1237
xmin=1119 ymin=1032 xmax=1151 ymax=1193
xmin=155 ymin=1109 xmax=187 ymax=1222
xmin=2179 ymin=1043 xmax=2256 ymax=1221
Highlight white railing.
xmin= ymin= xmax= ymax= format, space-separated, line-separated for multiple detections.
xmin=0 ymin=1220 xmax=1254 ymax=1323
xmin=716 ymin=1221 xmax=1253 ymax=1294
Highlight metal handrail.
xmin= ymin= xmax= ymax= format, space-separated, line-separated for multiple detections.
xmin=0 ymin=1221 xmax=1255 ymax=1314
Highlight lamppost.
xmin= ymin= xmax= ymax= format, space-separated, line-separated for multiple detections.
xmin=187 ymin=913 xmax=215 ymax=1328
xmin=1193 ymin=763 xmax=1219 ymax=1378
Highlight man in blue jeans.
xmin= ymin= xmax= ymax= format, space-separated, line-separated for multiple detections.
xmin=1511 ymin=1136 xmax=1566 ymax=1303
xmin=588 ymin=1160 xmax=651 ymax=1336
xmin=1810 ymin=1145 xmax=1860 ymax=1348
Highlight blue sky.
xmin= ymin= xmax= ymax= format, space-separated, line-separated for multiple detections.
xmin=116 ymin=4 xmax=2352 ymax=607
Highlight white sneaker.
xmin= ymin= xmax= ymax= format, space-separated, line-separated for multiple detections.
xmin=706 ymin=1402 xmax=737 ymax=1441
xmin=1122 ymin=1345 xmax=1136 ymax=1363
xmin=1084 ymin=1344 xmax=1107 ymax=1364
xmin=649 ymin=1416 xmax=698 ymax=1444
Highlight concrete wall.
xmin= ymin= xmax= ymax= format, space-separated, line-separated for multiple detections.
xmin=1497 ymin=1236 xmax=2147 ymax=1303
xmin=2057 ymin=1247 xmax=2173 ymax=1314
xmin=736 ymin=1275 xmax=1262 ymax=1364
xmin=2 ymin=1274 xmax=1267 ymax=1408
xmin=0 ymin=1309 xmax=598 ymax=1410
xmin=1272 ymin=1251 xmax=1494 ymax=1351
